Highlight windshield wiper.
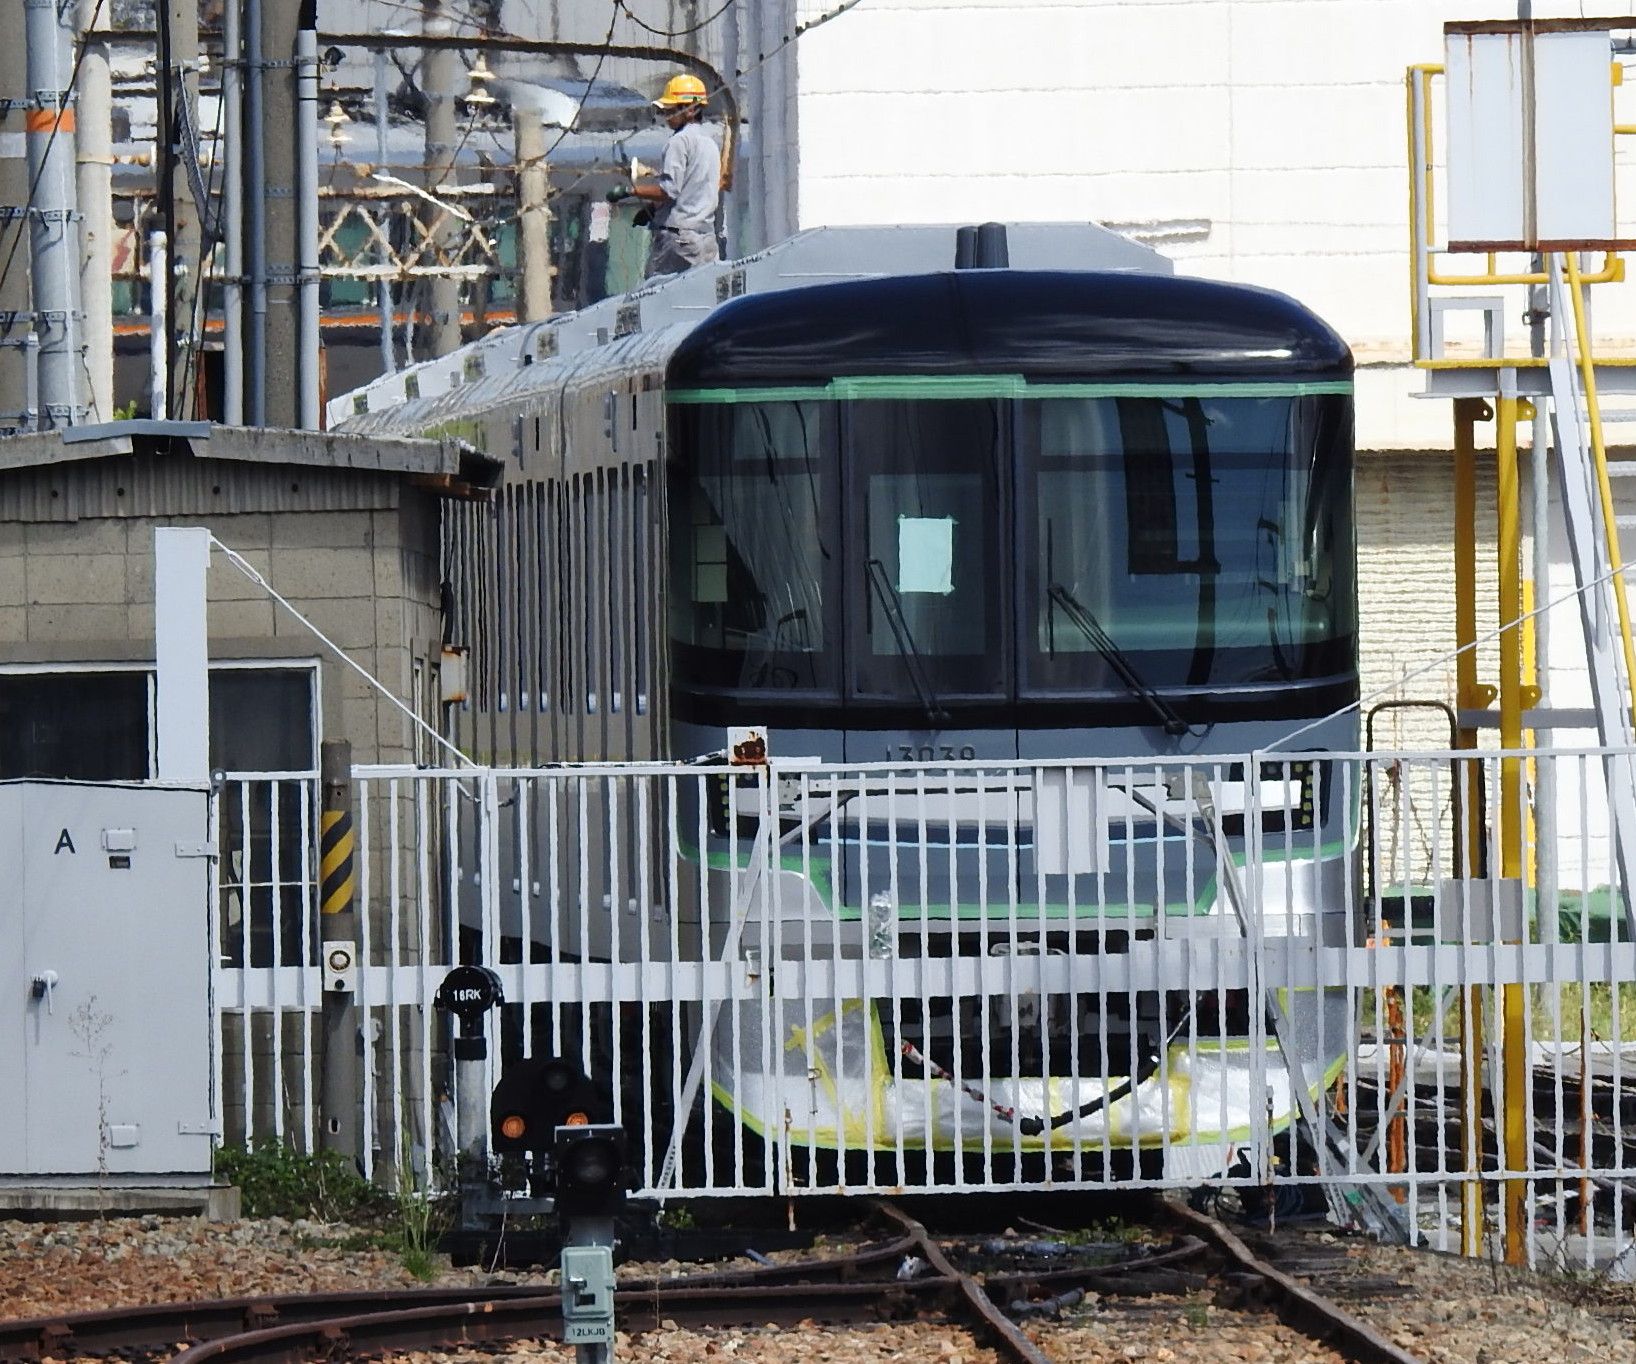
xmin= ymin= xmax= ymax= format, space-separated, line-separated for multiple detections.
xmin=866 ymin=558 xmax=950 ymax=726
xmin=1047 ymin=583 xmax=1189 ymax=738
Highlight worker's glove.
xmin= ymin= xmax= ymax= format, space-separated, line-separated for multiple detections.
xmin=606 ymin=183 xmax=633 ymax=202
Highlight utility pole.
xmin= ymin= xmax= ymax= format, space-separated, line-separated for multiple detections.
xmin=513 ymin=106 xmax=552 ymax=322
xmin=260 ymin=0 xmax=303 ymax=426
xmin=319 ymin=739 xmax=360 ymax=1164
xmin=0 ymin=26 xmax=34 ymax=430
xmin=245 ymin=0 xmax=266 ymax=423
xmin=222 ymin=0 xmax=243 ymax=423
xmin=76 ymin=0 xmax=112 ymax=423
xmin=423 ymin=0 xmax=462 ymax=357
xmin=25 ymin=0 xmax=84 ymax=427
xmin=296 ymin=23 xmax=320 ymax=429
xmin=157 ymin=0 xmax=201 ymax=419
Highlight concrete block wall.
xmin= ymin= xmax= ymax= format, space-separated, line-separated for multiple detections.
xmin=1354 ymin=450 xmax=1500 ymax=755
xmin=0 ymin=497 xmax=445 ymax=768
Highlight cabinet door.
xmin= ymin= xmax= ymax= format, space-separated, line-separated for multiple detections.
xmin=17 ymin=784 xmax=214 ymax=1177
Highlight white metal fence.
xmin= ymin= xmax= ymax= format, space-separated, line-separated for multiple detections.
xmin=211 ymin=751 xmax=1636 ymax=1271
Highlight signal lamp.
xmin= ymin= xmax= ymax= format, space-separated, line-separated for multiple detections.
xmin=553 ymin=1123 xmax=627 ymax=1220
xmin=565 ymin=1110 xmax=589 ymax=1126
xmin=489 ymin=1056 xmax=609 ymax=1154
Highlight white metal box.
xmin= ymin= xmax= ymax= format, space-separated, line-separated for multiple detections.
xmin=0 ymin=781 xmax=214 ymax=1178
xmin=1445 ymin=27 xmax=1621 ymax=250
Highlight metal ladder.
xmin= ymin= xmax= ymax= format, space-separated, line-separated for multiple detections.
xmin=1544 ymin=253 xmax=1636 ymax=939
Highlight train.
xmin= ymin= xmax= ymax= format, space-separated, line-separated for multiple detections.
xmin=338 ymin=222 xmax=1357 ymax=1189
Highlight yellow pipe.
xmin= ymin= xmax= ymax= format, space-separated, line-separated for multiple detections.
xmin=1429 ymin=254 xmax=1624 ymax=289
xmin=1496 ymin=389 xmax=1529 ymax=1267
xmin=1523 ymin=577 xmax=1538 ymax=886
xmin=1454 ymin=400 xmax=1485 ymax=726
xmin=1564 ymin=253 xmax=1636 ymax=723
xmin=1419 ymin=354 xmax=1636 ymax=371
xmin=1453 ymin=397 xmax=1486 ymax=1258
xmin=1407 ymin=68 xmax=1423 ymax=363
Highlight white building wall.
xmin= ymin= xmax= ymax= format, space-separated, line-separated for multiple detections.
xmin=791 ymin=0 xmax=1636 ymax=454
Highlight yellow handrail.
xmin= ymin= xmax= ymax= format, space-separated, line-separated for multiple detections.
xmin=1410 ymin=66 xmax=1622 ymax=290
xmin=1564 ymin=252 xmax=1636 ymax=723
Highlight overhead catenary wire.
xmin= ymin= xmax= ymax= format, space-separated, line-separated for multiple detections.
xmin=613 ymin=0 xmax=736 ymax=40
xmin=723 ymin=0 xmax=869 ymax=93
xmin=541 ymin=1 xmax=622 ymax=163
xmin=1263 ymin=555 xmax=1636 ymax=754
xmin=179 ymin=58 xmax=230 ymax=418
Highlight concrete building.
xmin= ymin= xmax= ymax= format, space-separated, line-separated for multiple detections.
xmin=0 ymin=419 xmax=499 ymax=1152
xmin=0 ymin=420 xmax=497 ymax=775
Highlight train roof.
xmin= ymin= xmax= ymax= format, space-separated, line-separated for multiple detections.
xmin=667 ymin=271 xmax=1352 ymax=388
xmin=330 ymin=223 xmax=1171 ymax=434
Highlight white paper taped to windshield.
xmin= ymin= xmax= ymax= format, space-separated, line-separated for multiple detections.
xmin=898 ymin=516 xmax=954 ymax=594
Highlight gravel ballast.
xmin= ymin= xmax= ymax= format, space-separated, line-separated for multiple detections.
xmin=1 ymin=1216 xmax=1633 ymax=1364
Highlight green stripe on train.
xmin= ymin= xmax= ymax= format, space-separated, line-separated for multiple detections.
xmin=666 ymin=376 xmax=1355 ymax=404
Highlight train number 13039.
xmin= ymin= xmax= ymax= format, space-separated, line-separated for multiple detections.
xmin=890 ymin=745 xmax=979 ymax=762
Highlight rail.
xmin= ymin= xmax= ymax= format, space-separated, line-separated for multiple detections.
xmin=0 ymin=1203 xmax=1428 ymax=1364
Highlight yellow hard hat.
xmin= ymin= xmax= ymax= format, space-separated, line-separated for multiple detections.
xmin=653 ymin=73 xmax=708 ymax=109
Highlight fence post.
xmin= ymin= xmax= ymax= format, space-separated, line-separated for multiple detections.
xmin=320 ymin=739 xmax=360 ymax=1162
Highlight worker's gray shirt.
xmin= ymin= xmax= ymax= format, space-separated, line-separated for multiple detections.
xmin=653 ymin=121 xmax=720 ymax=232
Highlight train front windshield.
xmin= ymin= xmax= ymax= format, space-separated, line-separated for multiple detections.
xmin=666 ymin=390 xmax=1354 ymax=710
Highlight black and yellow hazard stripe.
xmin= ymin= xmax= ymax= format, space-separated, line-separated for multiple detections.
xmin=320 ymin=809 xmax=356 ymax=916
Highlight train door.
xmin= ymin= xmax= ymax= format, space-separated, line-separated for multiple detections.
xmin=839 ymin=395 xmax=1018 ymax=920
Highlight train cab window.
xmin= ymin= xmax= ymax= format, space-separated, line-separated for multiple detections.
xmin=849 ymin=399 xmax=1006 ymax=701
xmin=667 ymin=400 xmax=838 ymax=693
xmin=1021 ymin=393 xmax=1354 ymax=694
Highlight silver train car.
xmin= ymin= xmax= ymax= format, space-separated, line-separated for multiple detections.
xmin=338 ymin=223 xmax=1358 ymax=1181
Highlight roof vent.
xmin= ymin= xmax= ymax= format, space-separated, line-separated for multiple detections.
xmin=954 ymin=222 xmax=1009 ymax=269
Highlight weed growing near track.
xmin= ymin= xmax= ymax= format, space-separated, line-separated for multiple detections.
xmin=214 ymin=1143 xmax=393 ymax=1223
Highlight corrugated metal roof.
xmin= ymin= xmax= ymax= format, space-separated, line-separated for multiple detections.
xmin=0 ymin=456 xmax=403 ymax=523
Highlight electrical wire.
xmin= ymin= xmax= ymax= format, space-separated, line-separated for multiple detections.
xmin=613 ymin=0 xmax=736 ymax=40
xmin=365 ymin=0 xmax=495 ymax=34
xmin=722 ymin=0 xmax=869 ymax=94
xmin=541 ymin=1 xmax=622 ymax=163
xmin=0 ymin=0 xmax=109 ymax=330
xmin=178 ymin=64 xmax=229 ymax=418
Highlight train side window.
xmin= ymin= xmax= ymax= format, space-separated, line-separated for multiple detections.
xmin=632 ymin=467 xmax=650 ymax=716
xmin=607 ymin=467 xmax=624 ymax=714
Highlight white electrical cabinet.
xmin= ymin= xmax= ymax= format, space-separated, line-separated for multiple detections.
xmin=1445 ymin=27 xmax=1622 ymax=250
xmin=1 ymin=781 xmax=214 ymax=1179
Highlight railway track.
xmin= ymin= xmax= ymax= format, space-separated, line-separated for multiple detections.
xmin=0 ymin=1201 xmax=1425 ymax=1364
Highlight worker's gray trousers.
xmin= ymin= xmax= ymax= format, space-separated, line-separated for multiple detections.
xmin=645 ymin=226 xmax=721 ymax=277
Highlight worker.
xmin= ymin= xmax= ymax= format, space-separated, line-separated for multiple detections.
xmin=608 ymin=74 xmax=721 ymax=276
